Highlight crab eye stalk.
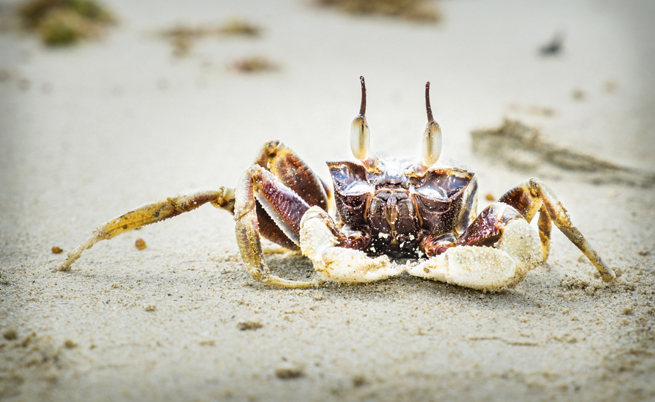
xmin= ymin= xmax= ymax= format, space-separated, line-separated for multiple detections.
xmin=422 ymin=81 xmax=442 ymax=166
xmin=350 ymin=76 xmax=371 ymax=161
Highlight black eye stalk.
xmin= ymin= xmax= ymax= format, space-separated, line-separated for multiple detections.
xmin=350 ymin=77 xmax=442 ymax=168
xmin=359 ymin=76 xmax=366 ymax=116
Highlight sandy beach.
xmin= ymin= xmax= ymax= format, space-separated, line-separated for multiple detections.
xmin=1 ymin=0 xmax=654 ymax=401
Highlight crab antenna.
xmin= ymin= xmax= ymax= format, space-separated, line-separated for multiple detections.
xmin=350 ymin=76 xmax=371 ymax=161
xmin=422 ymin=81 xmax=442 ymax=166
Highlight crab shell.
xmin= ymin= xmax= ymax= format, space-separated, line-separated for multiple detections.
xmin=328 ymin=154 xmax=475 ymax=258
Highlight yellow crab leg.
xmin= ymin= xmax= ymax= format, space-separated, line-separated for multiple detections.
xmin=59 ymin=188 xmax=234 ymax=271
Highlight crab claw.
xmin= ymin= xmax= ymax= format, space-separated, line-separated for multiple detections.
xmin=350 ymin=76 xmax=371 ymax=162
xmin=300 ymin=207 xmax=403 ymax=283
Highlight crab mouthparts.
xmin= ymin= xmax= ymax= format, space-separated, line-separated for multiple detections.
xmin=384 ymin=194 xmax=400 ymax=231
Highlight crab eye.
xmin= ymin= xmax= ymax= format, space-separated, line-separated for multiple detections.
xmin=350 ymin=116 xmax=370 ymax=161
xmin=422 ymin=82 xmax=442 ymax=166
xmin=350 ymin=76 xmax=371 ymax=161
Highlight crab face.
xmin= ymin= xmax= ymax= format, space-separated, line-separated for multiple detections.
xmin=329 ymin=156 xmax=474 ymax=257
xmin=327 ymin=77 xmax=475 ymax=257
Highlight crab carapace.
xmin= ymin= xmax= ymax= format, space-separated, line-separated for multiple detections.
xmin=59 ymin=77 xmax=615 ymax=291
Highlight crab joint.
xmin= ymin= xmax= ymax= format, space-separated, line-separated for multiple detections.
xmin=422 ymin=82 xmax=442 ymax=167
xmin=350 ymin=76 xmax=371 ymax=161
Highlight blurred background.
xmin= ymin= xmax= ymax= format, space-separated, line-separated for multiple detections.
xmin=1 ymin=1 xmax=654 ymax=400
xmin=1 ymin=0 xmax=653 ymax=196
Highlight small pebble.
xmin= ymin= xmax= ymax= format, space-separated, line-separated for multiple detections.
xmin=135 ymin=238 xmax=146 ymax=250
xmin=237 ymin=321 xmax=262 ymax=331
xmin=571 ymin=88 xmax=585 ymax=101
xmin=3 ymin=329 xmax=17 ymax=340
xmin=274 ymin=365 xmax=304 ymax=379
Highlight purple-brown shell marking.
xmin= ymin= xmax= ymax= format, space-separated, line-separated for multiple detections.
xmin=328 ymin=160 xmax=474 ymax=257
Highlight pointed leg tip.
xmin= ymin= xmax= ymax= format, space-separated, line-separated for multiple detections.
xmin=57 ymin=263 xmax=72 ymax=272
xmin=601 ymin=270 xmax=616 ymax=283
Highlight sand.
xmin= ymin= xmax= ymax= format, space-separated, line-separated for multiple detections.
xmin=1 ymin=0 xmax=654 ymax=401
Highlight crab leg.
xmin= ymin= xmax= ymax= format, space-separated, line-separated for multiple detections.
xmin=59 ymin=188 xmax=235 ymax=271
xmin=234 ymin=165 xmax=320 ymax=288
xmin=498 ymin=178 xmax=614 ymax=281
xmin=254 ymin=141 xmax=332 ymax=211
xmin=300 ymin=207 xmax=404 ymax=283
xmin=249 ymin=141 xmax=334 ymax=250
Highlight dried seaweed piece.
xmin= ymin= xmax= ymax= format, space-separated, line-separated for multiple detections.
xmin=38 ymin=8 xmax=97 ymax=45
xmin=159 ymin=19 xmax=261 ymax=58
xmin=18 ymin=0 xmax=114 ymax=46
xmin=3 ymin=329 xmax=17 ymax=340
xmin=316 ymin=0 xmax=441 ymax=22
xmin=218 ymin=18 xmax=261 ymax=36
xmin=230 ymin=56 xmax=278 ymax=73
xmin=237 ymin=321 xmax=263 ymax=331
xmin=471 ymin=119 xmax=655 ymax=187
xmin=274 ymin=364 xmax=304 ymax=379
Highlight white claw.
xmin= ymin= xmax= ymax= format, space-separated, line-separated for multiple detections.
xmin=408 ymin=219 xmax=542 ymax=291
xmin=409 ymin=246 xmax=517 ymax=291
xmin=300 ymin=207 xmax=402 ymax=283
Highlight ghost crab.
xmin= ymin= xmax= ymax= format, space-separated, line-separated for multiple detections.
xmin=59 ymin=77 xmax=615 ymax=291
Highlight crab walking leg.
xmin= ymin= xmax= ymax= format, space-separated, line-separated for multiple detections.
xmin=234 ymin=165 xmax=319 ymax=288
xmin=537 ymin=205 xmax=552 ymax=261
xmin=253 ymin=141 xmax=332 ymax=210
xmin=59 ymin=188 xmax=235 ymax=271
xmin=499 ymin=178 xmax=615 ymax=282
xmin=300 ymin=207 xmax=404 ymax=283
xmin=409 ymin=203 xmax=543 ymax=291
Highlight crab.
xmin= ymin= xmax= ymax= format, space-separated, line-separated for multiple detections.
xmin=59 ymin=77 xmax=615 ymax=291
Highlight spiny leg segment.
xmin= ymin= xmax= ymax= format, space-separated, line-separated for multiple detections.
xmin=234 ymin=165 xmax=320 ymax=288
xmin=254 ymin=141 xmax=332 ymax=211
xmin=59 ymin=188 xmax=235 ymax=271
xmin=498 ymin=178 xmax=614 ymax=281
xmin=231 ymin=140 xmax=334 ymax=288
